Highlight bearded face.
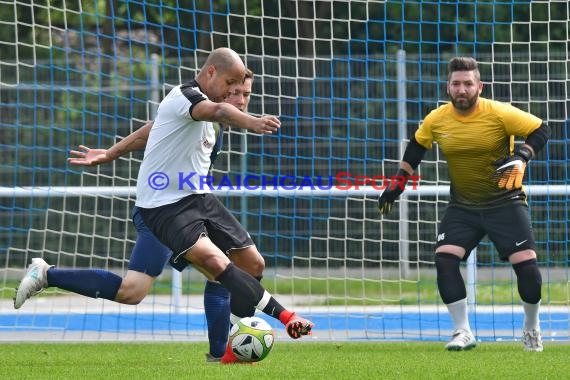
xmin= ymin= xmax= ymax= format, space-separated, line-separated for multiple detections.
xmin=447 ymin=71 xmax=483 ymax=113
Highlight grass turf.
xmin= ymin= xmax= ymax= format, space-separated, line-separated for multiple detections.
xmin=0 ymin=341 xmax=569 ymax=380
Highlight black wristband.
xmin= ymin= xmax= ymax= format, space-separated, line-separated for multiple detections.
xmin=515 ymin=145 xmax=533 ymax=162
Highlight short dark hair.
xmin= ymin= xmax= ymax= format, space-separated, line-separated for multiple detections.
xmin=447 ymin=57 xmax=480 ymax=81
xmin=244 ymin=68 xmax=254 ymax=82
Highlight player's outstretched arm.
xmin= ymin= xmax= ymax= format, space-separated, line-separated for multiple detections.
xmin=68 ymin=121 xmax=153 ymax=166
xmin=192 ymin=101 xmax=280 ymax=135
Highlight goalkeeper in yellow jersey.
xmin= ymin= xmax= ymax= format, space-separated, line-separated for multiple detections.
xmin=378 ymin=56 xmax=550 ymax=352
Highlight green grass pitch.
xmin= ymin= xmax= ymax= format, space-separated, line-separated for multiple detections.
xmin=1 ymin=342 xmax=569 ymax=379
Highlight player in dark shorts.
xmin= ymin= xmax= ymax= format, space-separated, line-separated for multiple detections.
xmin=15 ymin=71 xmax=256 ymax=363
xmin=16 ymin=49 xmax=313 ymax=364
xmin=134 ymin=48 xmax=314 ymax=364
xmin=378 ymin=56 xmax=550 ymax=352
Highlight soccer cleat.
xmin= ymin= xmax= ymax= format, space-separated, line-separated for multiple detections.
xmin=522 ymin=329 xmax=544 ymax=352
xmin=219 ymin=344 xmax=254 ymax=365
xmin=13 ymin=258 xmax=52 ymax=309
xmin=445 ymin=329 xmax=477 ymax=351
xmin=205 ymin=353 xmax=222 ymax=363
xmin=285 ymin=313 xmax=314 ymax=339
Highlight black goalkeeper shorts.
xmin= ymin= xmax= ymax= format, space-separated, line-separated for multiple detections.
xmin=436 ymin=201 xmax=536 ymax=261
xmin=139 ymin=193 xmax=254 ymax=271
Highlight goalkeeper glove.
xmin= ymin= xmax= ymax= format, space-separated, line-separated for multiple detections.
xmin=378 ymin=168 xmax=408 ymax=215
xmin=493 ymin=146 xmax=533 ymax=190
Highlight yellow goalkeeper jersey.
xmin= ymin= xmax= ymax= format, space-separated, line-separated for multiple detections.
xmin=415 ymin=97 xmax=542 ymax=208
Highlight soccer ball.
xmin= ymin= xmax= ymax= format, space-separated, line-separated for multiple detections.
xmin=229 ymin=316 xmax=275 ymax=362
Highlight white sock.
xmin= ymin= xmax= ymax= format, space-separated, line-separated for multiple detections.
xmin=446 ymin=298 xmax=471 ymax=332
xmin=522 ymin=300 xmax=541 ymax=331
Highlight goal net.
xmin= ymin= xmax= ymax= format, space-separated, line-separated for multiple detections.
xmin=1 ymin=1 xmax=568 ymax=342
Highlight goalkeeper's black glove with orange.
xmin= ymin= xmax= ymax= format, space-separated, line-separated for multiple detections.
xmin=378 ymin=168 xmax=408 ymax=215
xmin=493 ymin=145 xmax=533 ymax=190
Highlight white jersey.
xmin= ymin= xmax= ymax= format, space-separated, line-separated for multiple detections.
xmin=136 ymin=81 xmax=216 ymax=208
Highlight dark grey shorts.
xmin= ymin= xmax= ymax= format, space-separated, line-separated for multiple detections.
xmin=436 ymin=202 xmax=536 ymax=261
xmin=139 ymin=193 xmax=254 ymax=271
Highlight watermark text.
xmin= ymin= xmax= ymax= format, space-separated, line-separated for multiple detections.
xmin=147 ymin=171 xmax=421 ymax=192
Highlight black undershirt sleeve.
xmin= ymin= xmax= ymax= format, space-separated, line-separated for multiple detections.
xmin=524 ymin=122 xmax=550 ymax=157
xmin=402 ymin=136 xmax=428 ymax=170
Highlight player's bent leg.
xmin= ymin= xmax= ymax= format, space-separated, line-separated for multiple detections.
xmin=228 ymin=246 xmax=265 ymax=277
xmin=227 ymin=246 xmax=313 ymax=338
xmin=15 ymin=258 xmax=125 ymax=309
xmin=215 ymin=265 xmax=313 ymax=361
xmin=183 ymin=236 xmax=232 ymax=280
xmin=114 ymin=270 xmax=155 ymax=305
xmin=216 ymin=264 xmax=314 ymax=337
xmin=186 ymin=237 xmax=314 ymax=363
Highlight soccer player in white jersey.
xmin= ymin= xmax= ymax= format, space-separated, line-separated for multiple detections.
xmin=15 ymin=70 xmax=255 ymax=363
xmin=15 ymin=48 xmax=313 ymax=363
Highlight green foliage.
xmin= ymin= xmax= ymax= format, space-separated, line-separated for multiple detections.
xmin=0 ymin=342 xmax=568 ymax=379
xmin=0 ymin=1 xmax=556 ymax=61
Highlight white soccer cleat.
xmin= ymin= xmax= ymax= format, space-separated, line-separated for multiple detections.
xmin=522 ymin=328 xmax=544 ymax=352
xmin=13 ymin=258 xmax=51 ymax=309
xmin=445 ymin=329 xmax=477 ymax=351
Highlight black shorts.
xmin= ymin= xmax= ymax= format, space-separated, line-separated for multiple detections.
xmin=436 ymin=202 xmax=536 ymax=261
xmin=139 ymin=193 xmax=254 ymax=271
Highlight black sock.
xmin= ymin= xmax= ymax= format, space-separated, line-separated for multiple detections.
xmin=215 ymin=263 xmax=265 ymax=318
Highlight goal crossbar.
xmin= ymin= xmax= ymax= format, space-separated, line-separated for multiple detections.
xmin=1 ymin=185 xmax=567 ymax=198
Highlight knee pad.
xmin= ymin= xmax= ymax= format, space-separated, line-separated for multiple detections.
xmin=513 ymin=259 xmax=542 ymax=304
xmin=435 ymin=253 xmax=466 ymax=304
